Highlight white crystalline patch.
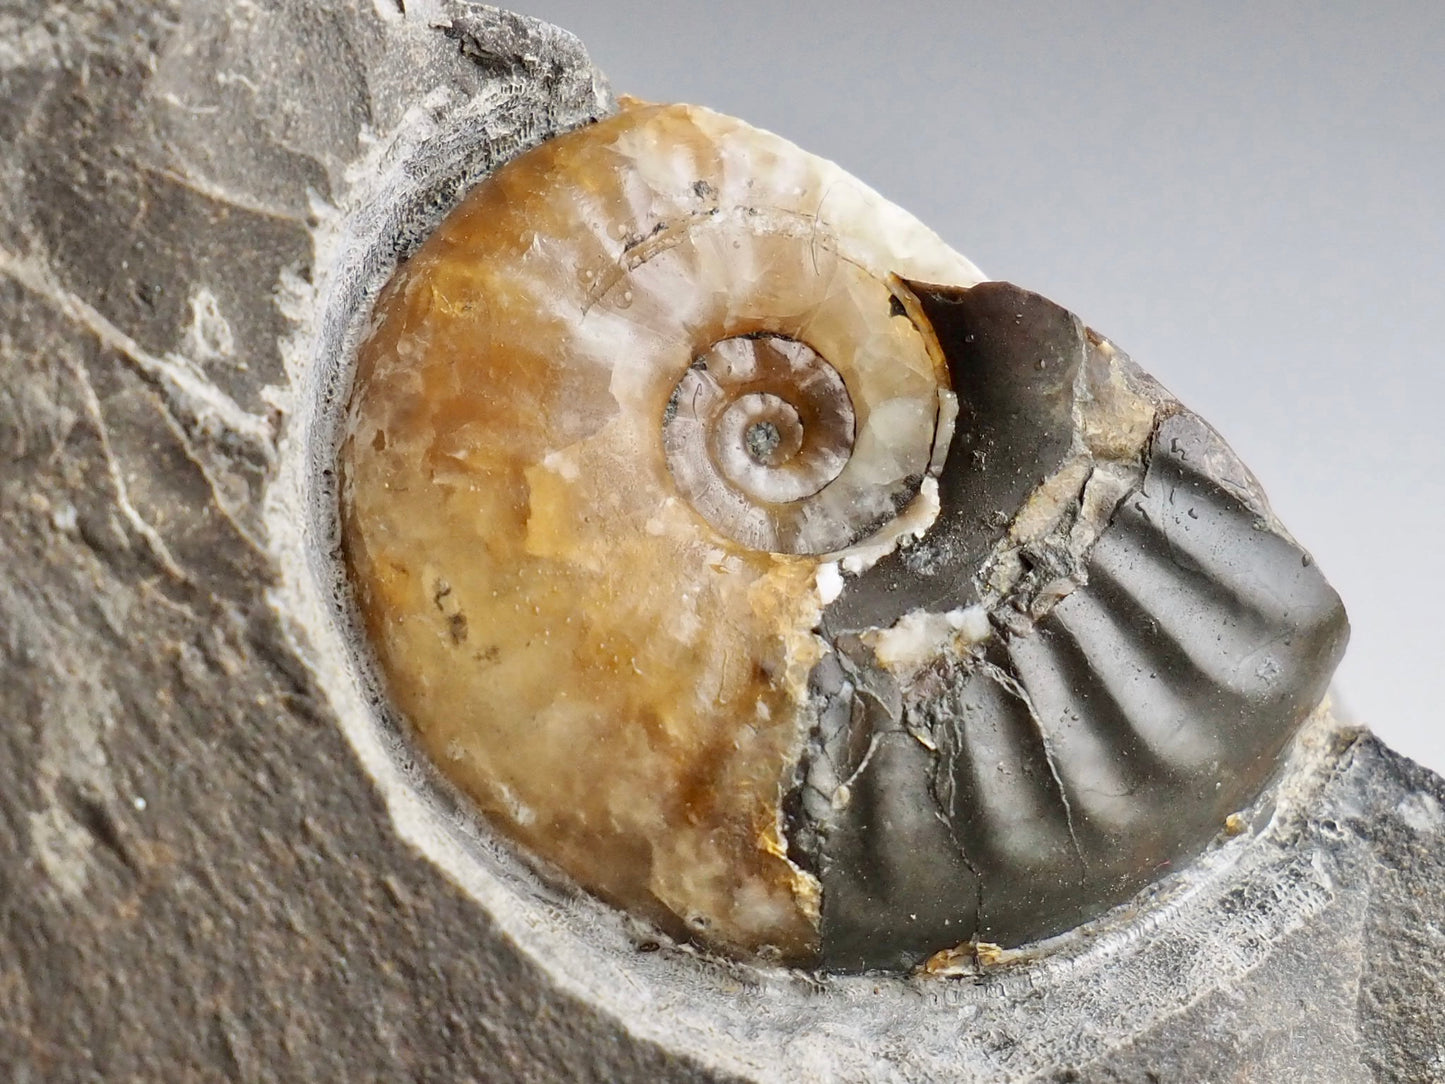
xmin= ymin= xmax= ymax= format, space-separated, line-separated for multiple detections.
xmin=541 ymin=448 xmax=581 ymax=482
xmin=499 ymin=784 xmax=536 ymax=828
xmin=1397 ymin=792 xmax=1443 ymax=834
xmin=837 ymin=476 xmax=941 ymax=574
xmin=862 ymin=605 xmax=991 ymax=674
xmin=666 ymin=596 xmax=705 ymax=647
xmin=954 ymin=605 xmax=992 ymax=644
xmin=850 ymin=398 xmax=934 ymax=484
xmin=815 ymin=562 xmax=844 ymax=605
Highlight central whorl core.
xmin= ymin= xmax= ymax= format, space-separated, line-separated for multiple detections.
xmin=664 ymin=334 xmax=858 ymax=554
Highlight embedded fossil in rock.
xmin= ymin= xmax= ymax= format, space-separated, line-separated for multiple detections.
xmin=339 ymin=100 xmax=1348 ymax=971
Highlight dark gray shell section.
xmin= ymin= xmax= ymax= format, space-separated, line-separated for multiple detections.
xmin=789 ymin=283 xmax=1349 ymax=972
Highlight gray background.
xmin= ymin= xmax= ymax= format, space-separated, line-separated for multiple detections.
xmin=517 ymin=0 xmax=1445 ymax=776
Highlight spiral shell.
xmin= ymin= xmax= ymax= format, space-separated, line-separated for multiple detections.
xmin=340 ymin=101 xmax=1347 ymax=970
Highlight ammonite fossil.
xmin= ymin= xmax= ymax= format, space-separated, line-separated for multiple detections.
xmin=340 ymin=100 xmax=1348 ymax=972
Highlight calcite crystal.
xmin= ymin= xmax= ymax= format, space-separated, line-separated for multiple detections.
xmin=341 ymin=102 xmax=980 ymax=961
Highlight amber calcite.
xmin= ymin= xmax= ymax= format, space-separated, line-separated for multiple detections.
xmin=340 ymin=102 xmax=981 ymax=960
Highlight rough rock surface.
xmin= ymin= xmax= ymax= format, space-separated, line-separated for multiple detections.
xmin=1 ymin=3 xmax=1441 ymax=1081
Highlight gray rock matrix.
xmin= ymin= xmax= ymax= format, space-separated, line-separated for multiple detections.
xmin=0 ymin=2 xmax=1440 ymax=1080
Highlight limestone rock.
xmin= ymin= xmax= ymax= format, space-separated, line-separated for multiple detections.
xmin=1 ymin=3 xmax=1441 ymax=1081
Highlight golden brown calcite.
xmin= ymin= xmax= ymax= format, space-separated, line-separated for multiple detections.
xmin=340 ymin=102 xmax=981 ymax=960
